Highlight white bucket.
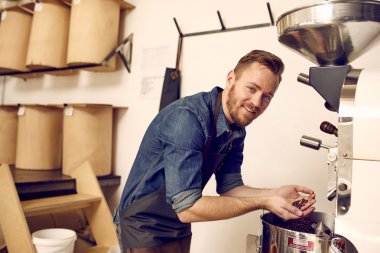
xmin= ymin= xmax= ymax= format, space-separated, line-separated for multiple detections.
xmin=32 ymin=228 xmax=77 ymax=253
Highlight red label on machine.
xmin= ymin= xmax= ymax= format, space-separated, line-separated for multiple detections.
xmin=288 ymin=237 xmax=314 ymax=251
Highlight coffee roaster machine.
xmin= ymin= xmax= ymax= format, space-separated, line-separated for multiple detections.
xmin=254 ymin=0 xmax=380 ymax=252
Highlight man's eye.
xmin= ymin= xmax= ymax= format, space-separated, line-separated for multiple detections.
xmin=247 ymin=86 xmax=256 ymax=92
xmin=263 ymin=95 xmax=272 ymax=102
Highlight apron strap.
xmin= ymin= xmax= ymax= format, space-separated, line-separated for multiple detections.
xmin=202 ymin=92 xmax=222 ymax=159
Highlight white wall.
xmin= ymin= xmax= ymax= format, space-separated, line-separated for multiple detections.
xmin=3 ymin=0 xmax=380 ymax=252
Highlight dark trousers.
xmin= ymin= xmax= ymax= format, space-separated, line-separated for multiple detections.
xmin=126 ymin=236 xmax=191 ymax=253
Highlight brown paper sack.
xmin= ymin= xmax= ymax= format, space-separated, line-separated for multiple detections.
xmin=0 ymin=106 xmax=18 ymax=165
xmin=63 ymin=105 xmax=113 ymax=176
xmin=16 ymin=106 xmax=63 ymax=170
xmin=0 ymin=8 xmax=32 ymax=73
xmin=66 ymin=0 xmax=121 ymax=72
xmin=0 ymin=226 xmax=5 ymax=252
xmin=26 ymin=0 xmax=70 ymax=70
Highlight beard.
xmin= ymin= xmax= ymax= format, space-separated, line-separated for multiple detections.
xmin=226 ymin=85 xmax=257 ymax=127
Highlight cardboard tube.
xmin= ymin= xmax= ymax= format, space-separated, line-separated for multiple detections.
xmin=63 ymin=105 xmax=113 ymax=176
xmin=0 ymin=8 xmax=32 ymax=72
xmin=66 ymin=0 xmax=121 ymax=72
xmin=26 ymin=0 xmax=70 ymax=69
xmin=0 ymin=106 xmax=18 ymax=165
xmin=16 ymin=105 xmax=63 ymax=170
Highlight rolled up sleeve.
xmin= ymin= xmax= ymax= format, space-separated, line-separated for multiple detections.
xmin=171 ymin=188 xmax=202 ymax=213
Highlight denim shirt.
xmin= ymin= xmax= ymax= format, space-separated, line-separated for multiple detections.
xmin=115 ymin=86 xmax=245 ymax=223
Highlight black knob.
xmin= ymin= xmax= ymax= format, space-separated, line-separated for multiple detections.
xmin=320 ymin=121 xmax=338 ymax=137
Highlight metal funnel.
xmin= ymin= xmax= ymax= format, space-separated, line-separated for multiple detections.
xmin=277 ymin=0 xmax=380 ymax=66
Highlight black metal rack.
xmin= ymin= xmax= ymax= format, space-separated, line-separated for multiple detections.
xmin=173 ymin=2 xmax=274 ymax=38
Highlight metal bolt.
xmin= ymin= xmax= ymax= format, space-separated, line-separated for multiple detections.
xmin=338 ymin=183 xmax=348 ymax=191
xmin=328 ymin=152 xmax=337 ymax=162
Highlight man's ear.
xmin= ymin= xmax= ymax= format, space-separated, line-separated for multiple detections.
xmin=226 ymin=70 xmax=235 ymax=89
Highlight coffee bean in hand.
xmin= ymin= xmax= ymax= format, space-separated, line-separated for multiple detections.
xmin=292 ymin=198 xmax=308 ymax=209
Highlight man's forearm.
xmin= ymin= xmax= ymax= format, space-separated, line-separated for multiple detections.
xmin=177 ymin=195 xmax=265 ymax=223
xmin=221 ymin=185 xmax=275 ymax=198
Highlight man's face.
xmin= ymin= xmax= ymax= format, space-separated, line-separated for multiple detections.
xmin=224 ymin=62 xmax=279 ymax=127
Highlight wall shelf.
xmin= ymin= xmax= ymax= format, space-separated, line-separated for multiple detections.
xmin=0 ymin=0 xmax=135 ymax=11
xmin=0 ymin=33 xmax=134 ymax=77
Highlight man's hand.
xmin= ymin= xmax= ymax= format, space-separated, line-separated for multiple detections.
xmin=265 ymin=185 xmax=316 ymax=221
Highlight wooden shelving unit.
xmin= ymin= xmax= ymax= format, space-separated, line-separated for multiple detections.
xmin=0 ymin=162 xmax=119 ymax=253
xmin=10 ymin=166 xmax=121 ymax=200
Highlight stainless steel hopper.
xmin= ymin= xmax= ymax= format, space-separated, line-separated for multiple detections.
xmin=277 ymin=0 xmax=380 ymax=66
xmin=276 ymin=0 xmax=380 ymax=112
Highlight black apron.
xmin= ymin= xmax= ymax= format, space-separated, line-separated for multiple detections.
xmin=159 ymin=36 xmax=182 ymax=111
xmin=120 ymin=92 xmax=226 ymax=252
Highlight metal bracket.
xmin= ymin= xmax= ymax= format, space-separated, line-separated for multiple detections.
xmin=0 ymin=0 xmax=35 ymax=13
xmin=336 ymin=69 xmax=362 ymax=215
xmin=60 ymin=0 xmax=71 ymax=7
xmin=102 ymin=33 xmax=133 ymax=73
xmin=246 ymin=234 xmax=262 ymax=253
xmin=0 ymin=0 xmax=71 ymax=14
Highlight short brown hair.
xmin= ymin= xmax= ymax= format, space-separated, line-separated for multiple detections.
xmin=234 ymin=50 xmax=284 ymax=82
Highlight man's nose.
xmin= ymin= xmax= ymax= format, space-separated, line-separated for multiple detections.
xmin=250 ymin=92 xmax=262 ymax=108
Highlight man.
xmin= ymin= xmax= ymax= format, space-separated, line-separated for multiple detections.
xmin=115 ymin=50 xmax=316 ymax=253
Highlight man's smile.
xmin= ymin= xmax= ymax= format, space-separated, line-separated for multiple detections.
xmin=243 ymin=105 xmax=256 ymax=114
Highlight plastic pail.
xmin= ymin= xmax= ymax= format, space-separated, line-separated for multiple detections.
xmin=32 ymin=228 xmax=77 ymax=253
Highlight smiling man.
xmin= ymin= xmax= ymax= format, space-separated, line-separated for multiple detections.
xmin=114 ymin=50 xmax=316 ymax=253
